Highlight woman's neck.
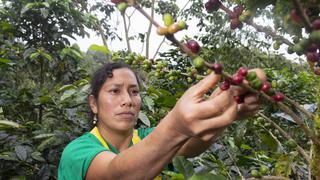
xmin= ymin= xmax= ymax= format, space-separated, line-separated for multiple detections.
xmin=97 ymin=124 xmax=133 ymax=152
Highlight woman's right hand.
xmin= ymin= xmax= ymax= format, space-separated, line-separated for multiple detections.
xmin=165 ymin=72 xmax=238 ymax=141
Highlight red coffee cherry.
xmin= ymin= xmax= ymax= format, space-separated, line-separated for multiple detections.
xmin=260 ymin=82 xmax=271 ymax=93
xmin=219 ymin=80 xmax=230 ymax=90
xmin=237 ymin=67 xmax=248 ymax=77
xmin=272 ymin=92 xmax=285 ymax=102
xmin=232 ymin=75 xmax=244 ymax=85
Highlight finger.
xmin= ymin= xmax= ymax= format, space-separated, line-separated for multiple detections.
xmin=190 ymin=73 xmax=221 ymax=98
xmin=202 ymin=100 xmax=238 ymax=129
xmin=210 ymin=87 xmax=222 ymax=98
xmin=244 ymin=93 xmax=259 ymax=104
xmin=238 ymin=103 xmax=260 ymax=113
xmin=194 ymin=89 xmax=233 ymax=119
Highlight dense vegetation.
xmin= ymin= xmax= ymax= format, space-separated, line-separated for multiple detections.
xmin=0 ymin=0 xmax=319 ymax=179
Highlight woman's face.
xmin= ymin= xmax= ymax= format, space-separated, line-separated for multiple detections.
xmin=89 ymin=68 xmax=141 ymax=132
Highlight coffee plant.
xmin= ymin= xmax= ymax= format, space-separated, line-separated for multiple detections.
xmin=1 ymin=0 xmax=319 ymax=179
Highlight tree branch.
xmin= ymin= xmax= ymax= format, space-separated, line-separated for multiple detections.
xmin=259 ymin=113 xmax=310 ymax=163
xmin=247 ymin=21 xmax=293 ymax=46
xmin=132 ymin=0 xmax=320 ymax=147
xmin=152 ymin=37 xmax=165 ymax=60
xmin=219 ymin=4 xmax=293 ymax=46
xmin=95 ymin=21 xmax=108 ymax=47
xmin=285 ymin=97 xmax=315 ymax=120
xmin=122 ymin=13 xmax=132 ymax=52
xmin=145 ymin=0 xmax=155 ymax=59
xmin=134 ymin=4 xmax=160 ymax=28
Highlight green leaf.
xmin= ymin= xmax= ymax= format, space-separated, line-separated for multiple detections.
xmin=29 ymin=52 xmax=40 ymax=60
xmin=21 ymin=3 xmax=36 ymax=14
xmin=0 ymin=58 xmax=15 ymax=67
xmin=143 ymin=96 xmax=154 ymax=113
xmin=37 ymin=136 xmax=56 ymax=151
xmin=240 ymin=144 xmax=252 ymax=150
xmin=88 ymin=44 xmax=110 ymax=55
xmin=274 ymin=154 xmax=292 ymax=177
xmin=173 ymin=156 xmax=194 ymax=179
xmin=41 ymin=2 xmax=50 ymax=8
xmin=40 ymin=8 xmax=49 ymax=18
xmin=39 ymin=95 xmax=54 ymax=104
xmin=70 ymin=49 xmax=83 ymax=59
xmin=31 ymin=151 xmax=45 ymax=162
xmin=0 ymin=153 xmax=19 ymax=162
xmin=260 ymin=132 xmax=278 ymax=151
xmin=0 ymin=58 xmax=11 ymax=64
xmin=0 ymin=120 xmax=21 ymax=129
xmin=40 ymin=51 xmax=53 ymax=61
xmin=162 ymin=171 xmax=184 ymax=180
xmin=33 ymin=133 xmax=55 ymax=139
xmin=138 ymin=112 xmax=150 ymax=127
xmin=15 ymin=145 xmax=28 ymax=161
xmin=188 ymin=173 xmax=228 ymax=180
xmin=60 ymin=89 xmax=76 ymax=101
xmin=57 ymin=84 xmax=77 ymax=93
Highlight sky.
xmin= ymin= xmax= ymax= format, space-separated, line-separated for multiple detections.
xmin=70 ymin=1 xmax=300 ymax=62
xmin=70 ymin=1 xmax=203 ymax=57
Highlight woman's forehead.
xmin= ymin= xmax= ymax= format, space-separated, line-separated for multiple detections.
xmin=104 ymin=68 xmax=139 ymax=86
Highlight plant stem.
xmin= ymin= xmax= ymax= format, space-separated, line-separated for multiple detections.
xmin=95 ymin=21 xmax=108 ymax=47
xmin=134 ymin=4 xmax=160 ymax=27
xmin=285 ymin=97 xmax=315 ymax=120
xmin=259 ymin=113 xmax=310 ymax=163
xmin=122 ymin=13 xmax=132 ymax=52
xmin=145 ymin=0 xmax=155 ymax=59
xmin=152 ymin=37 xmax=165 ymax=60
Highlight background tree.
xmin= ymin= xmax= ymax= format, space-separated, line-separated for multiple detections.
xmin=1 ymin=0 xmax=319 ymax=179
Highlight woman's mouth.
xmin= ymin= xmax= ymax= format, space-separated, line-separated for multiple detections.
xmin=117 ymin=111 xmax=135 ymax=118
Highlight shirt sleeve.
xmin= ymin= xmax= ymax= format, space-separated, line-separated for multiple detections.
xmin=137 ymin=127 xmax=155 ymax=139
xmin=58 ymin=133 xmax=109 ymax=180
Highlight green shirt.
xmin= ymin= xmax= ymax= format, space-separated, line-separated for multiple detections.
xmin=58 ymin=127 xmax=154 ymax=180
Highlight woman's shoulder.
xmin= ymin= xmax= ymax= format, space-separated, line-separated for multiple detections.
xmin=58 ymin=133 xmax=108 ymax=179
xmin=62 ymin=132 xmax=104 ymax=154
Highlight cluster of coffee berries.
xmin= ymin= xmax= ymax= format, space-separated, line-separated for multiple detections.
xmin=286 ymin=19 xmax=320 ymax=75
xmin=229 ymin=5 xmax=245 ymax=30
xmin=218 ymin=67 xmax=285 ymax=103
xmin=122 ymin=53 xmax=152 ymax=70
xmin=111 ymin=0 xmax=128 ymax=13
xmin=157 ymin=13 xmax=187 ymax=36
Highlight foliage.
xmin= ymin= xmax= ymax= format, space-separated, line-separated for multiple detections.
xmin=0 ymin=0 xmax=319 ymax=179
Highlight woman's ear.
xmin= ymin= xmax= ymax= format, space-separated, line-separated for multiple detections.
xmin=88 ymin=95 xmax=98 ymax=114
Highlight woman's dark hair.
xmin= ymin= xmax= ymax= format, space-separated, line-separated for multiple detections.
xmin=88 ymin=62 xmax=140 ymax=126
xmin=90 ymin=62 xmax=140 ymax=99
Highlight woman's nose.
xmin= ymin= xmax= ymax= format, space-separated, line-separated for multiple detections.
xmin=121 ymin=92 xmax=133 ymax=107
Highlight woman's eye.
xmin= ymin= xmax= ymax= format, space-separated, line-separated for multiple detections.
xmin=110 ymin=89 xmax=120 ymax=94
xmin=131 ymin=90 xmax=140 ymax=95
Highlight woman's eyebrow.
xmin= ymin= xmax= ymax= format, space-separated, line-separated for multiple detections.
xmin=108 ymin=83 xmax=139 ymax=88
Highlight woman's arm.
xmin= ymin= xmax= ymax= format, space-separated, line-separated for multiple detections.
xmin=86 ymin=115 xmax=189 ymax=179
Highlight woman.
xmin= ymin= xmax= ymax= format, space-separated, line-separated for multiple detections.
xmin=58 ymin=62 xmax=265 ymax=179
